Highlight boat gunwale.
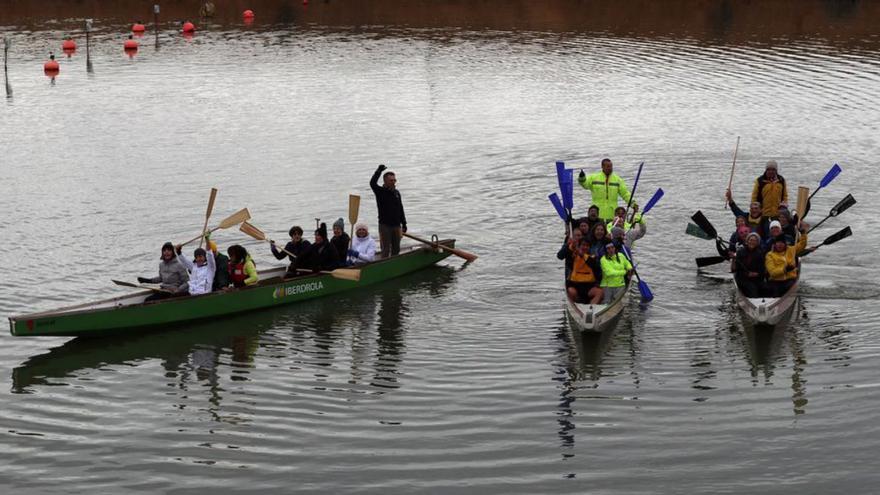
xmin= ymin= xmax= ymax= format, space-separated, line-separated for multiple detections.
xmin=565 ymin=278 xmax=633 ymax=332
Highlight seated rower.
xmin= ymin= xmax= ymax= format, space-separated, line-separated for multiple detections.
xmin=566 ymin=238 xmax=603 ymax=305
xmin=765 ymin=225 xmax=808 ymax=297
xmin=734 ymin=232 xmax=766 ymax=298
xmin=727 ymin=224 xmax=750 ymax=259
xmin=175 ymin=244 xmax=216 ymax=295
xmin=557 ymin=228 xmax=585 ymax=280
xmin=330 ymin=218 xmax=351 ymax=266
xmin=137 ymin=242 xmax=190 ymax=302
xmin=347 ymin=223 xmax=376 ymax=265
xmin=599 ymin=242 xmax=632 ymax=304
xmin=777 ymin=206 xmax=797 ymax=243
xmin=585 ymin=205 xmax=602 ymax=233
xmin=762 ymin=220 xmax=785 ymax=251
xmin=227 ymin=244 xmax=258 ymax=288
xmin=206 ymin=237 xmax=230 ymax=290
xmin=589 ymin=223 xmax=609 ymax=257
xmin=271 ymin=225 xmax=311 ymax=277
xmin=299 ymin=223 xmax=340 ymax=273
xmin=726 ymin=189 xmax=769 ymax=238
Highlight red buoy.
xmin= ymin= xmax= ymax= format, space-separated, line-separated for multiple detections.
xmin=243 ymin=10 xmax=255 ymax=19
xmin=132 ymin=23 xmax=146 ymax=33
xmin=44 ymin=55 xmax=60 ymax=73
xmin=182 ymin=21 xmax=195 ymax=33
xmin=124 ymin=39 xmax=139 ymax=50
xmin=62 ymin=39 xmax=76 ymax=51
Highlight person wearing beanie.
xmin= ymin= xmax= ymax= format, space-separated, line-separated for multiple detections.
xmin=347 ymin=223 xmax=376 ymax=265
xmin=330 ymin=218 xmax=351 ymax=265
xmin=137 ymin=242 xmax=190 ymax=301
xmin=599 ymin=242 xmax=632 ymax=304
xmin=299 ymin=223 xmax=340 ymax=273
xmin=271 ymin=225 xmax=311 ymax=278
xmin=765 ymin=225 xmax=808 ymax=297
xmin=576 ymin=158 xmax=634 ymax=222
xmin=175 ymin=243 xmax=216 ymax=295
xmin=751 ymin=159 xmax=788 ymax=219
xmin=370 ymin=164 xmax=407 ymax=257
xmin=734 ymin=232 xmax=767 ymax=297
xmin=762 ymin=220 xmax=784 ymax=251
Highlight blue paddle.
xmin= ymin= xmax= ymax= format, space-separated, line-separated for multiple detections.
xmin=625 ymin=161 xmax=644 ymax=223
xmin=556 ymin=161 xmax=574 ymax=212
xmin=640 ymin=188 xmax=664 ymax=216
xmin=803 ymin=163 xmax=842 ymax=219
xmin=549 ymin=192 xmax=567 ymax=222
xmin=621 ymin=244 xmax=653 ymax=302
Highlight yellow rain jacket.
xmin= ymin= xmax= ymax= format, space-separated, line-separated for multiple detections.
xmin=751 ymin=173 xmax=788 ymax=218
xmin=578 ymin=171 xmax=631 ymax=220
xmin=765 ymin=234 xmax=807 ymax=281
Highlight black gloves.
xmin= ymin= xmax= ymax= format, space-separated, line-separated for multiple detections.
xmin=377 ymin=164 xmax=387 ymax=172
xmin=578 ymin=169 xmax=586 ymax=180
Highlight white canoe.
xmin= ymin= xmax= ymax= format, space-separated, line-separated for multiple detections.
xmin=734 ymin=276 xmax=799 ymax=326
xmin=564 ymin=280 xmax=631 ymax=333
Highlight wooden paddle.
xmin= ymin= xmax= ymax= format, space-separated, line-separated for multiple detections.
xmin=180 ymin=207 xmax=250 ymax=246
xmin=808 ymin=194 xmax=856 ymax=233
xmin=111 ymin=279 xmax=173 ymax=293
xmin=198 ymin=188 xmax=218 ymax=249
xmin=725 ymin=136 xmax=740 ymax=209
xmin=795 ymin=186 xmax=810 ymax=224
xmin=402 ymin=232 xmax=478 ymax=262
xmin=241 ymin=222 xmax=361 ymax=282
xmin=348 ymin=194 xmax=360 ymax=249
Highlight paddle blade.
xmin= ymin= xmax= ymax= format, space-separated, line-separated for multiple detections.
xmin=830 ymin=194 xmax=856 ymax=217
xmin=696 ymin=256 xmax=728 ymax=268
xmin=549 ymin=193 xmax=567 ymax=221
xmin=641 ymin=188 xmax=664 ymax=215
xmin=686 ymin=222 xmax=713 ymax=240
xmin=638 ymin=280 xmax=653 ymax=302
xmin=239 ymin=221 xmax=267 ymax=241
xmin=348 ymin=194 xmax=361 ymax=225
xmin=562 ymin=169 xmax=574 ymax=211
xmin=690 ymin=210 xmax=718 ymax=239
xmin=330 ymin=268 xmax=361 ymax=282
xmin=819 ymin=163 xmax=842 ymax=188
xmin=218 ymin=208 xmax=251 ymax=229
xmin=205 ymin=188 xmax=218 ymax=218
xmin=822 ymin=226 xmax=852 ymax=246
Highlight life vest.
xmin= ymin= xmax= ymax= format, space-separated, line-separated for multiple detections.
xmin=569 ymin=252 xmax=597 ymax=283
xmin=229 ymin=261 xmax=247 ymax=287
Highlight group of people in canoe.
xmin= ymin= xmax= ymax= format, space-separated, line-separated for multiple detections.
xmin=558 ymin=158 xmax=646 ymax=304
xmin=137 ymin=164 xmax=406 ymax=302
xmin=724 ymin=160 xmax=811 ymax=298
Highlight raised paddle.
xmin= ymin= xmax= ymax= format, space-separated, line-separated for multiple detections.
xmin=180 ymin=207 xmax=250 ymax=246
xmin=800 ymin=226 xmax=852 ymax=257
xmin=625 ymin=161 xmax=645 ymax=224
xmin=686 ymin=222 xmax=713 ymax=240
xmin=556 ymin=161 xmax=574 ymax=214
xmin=621 ymin=244 xmax=652 ymax=302
xmin=240 ymin=222 xmax=361 ymax=282
xmin=639 ymin=187 xmax=664 ymax=216
xmin=725 ymin=136 xmax=740 ymax=209
xmin=806 ymin=163 xmax=842 ymax=205
xmin=402 ymin=232 xmax=478 ymax=262
xmin=111 ymin=279 xmax=173 ymax=293
xmin=549 ymin=192 xmax=567 ymax=222
xmin=348 ymin=193 xmax=360 ymax=247
xmin=691 ymin=210 xmax=720 ymax=240
xmin=807 ymin=194 xmax=856 ymax=233
xmin=198 ymin=188 xmax=218 ymax=249
xmin=695 ymin=256 xmax=729 ymax=268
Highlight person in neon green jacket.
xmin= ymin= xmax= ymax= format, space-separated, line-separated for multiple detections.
xmin=577 ymin=158 xmax=633 ymax=221
xmin=599 ymin=242 xmax=633 ymax=304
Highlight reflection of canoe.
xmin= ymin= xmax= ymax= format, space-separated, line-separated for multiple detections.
xmin=734 ymin=275 xmax=798 ymax=327
xmin=564 ymin=278 xmax=631 ymax=333
xmin=9 ymin=241 xmax=455 ymax=337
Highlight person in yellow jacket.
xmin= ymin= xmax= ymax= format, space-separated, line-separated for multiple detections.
xmin=751 ymin=160 xmax=788 ymax=219
xmin=578 ymin=158 xmax=632 ymax=221
xmin=566 ymin=239 xmax=604 ymax=304
xmin=599 ymin=243 xmax=633 ymax=304
xmin=764 ymin=226 xmax=808 ymax=297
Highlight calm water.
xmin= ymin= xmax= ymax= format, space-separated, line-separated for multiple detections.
xmin=2 ymin=2 xmax=880 ymax=492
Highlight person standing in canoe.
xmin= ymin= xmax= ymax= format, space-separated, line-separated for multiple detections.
xmin=270 ymin=225 xmax=311 ymax=278
xmin=330 ymin=218 xmax=351 ymax=266
xmin=348 ymin=223 xmax=377 ymax=265
xmin=370 ymin=164 xmax=407 ymax=257
xmin=751 ymin=160 xmax=788 ymax=220
xmin=599 ymin=242 xmax=633 ymax=304
xmin=227 ymin=245 xmax=258 ymax=289
xmin=175 ymin=244 xmax=216 ymax=295
xmin=138 ymin=242 xmax=190 ymax=301
xmin=577 ymin=158 xmax=633 ymax=222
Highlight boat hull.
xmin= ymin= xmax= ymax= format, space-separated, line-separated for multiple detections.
xmin=564 ymin=281 xmax=631 ymax=333
xmin=10 ymin=241 xmax=454 ymax=337
xmin=734 ymin=277 xmax=798 ymax=326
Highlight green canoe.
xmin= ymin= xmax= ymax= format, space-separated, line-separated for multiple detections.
xmin=9 ymin=240 xmax=455 ymax=337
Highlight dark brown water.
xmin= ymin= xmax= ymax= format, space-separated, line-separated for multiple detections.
xmin=2 ymin=1 xmax=880 ymax=493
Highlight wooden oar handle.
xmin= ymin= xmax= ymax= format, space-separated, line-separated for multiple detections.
xmin=269 ymin=240 xmax=297 ymax=259
xmin=402 ymin=232 xmax=478 ymax=262
xmin=181 ymin=226 xmax=218 ymax=247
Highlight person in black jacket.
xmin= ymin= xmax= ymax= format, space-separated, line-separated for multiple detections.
xmin=271 ymin=225 xmax=311 ymax=277
xmin=734 ymin=232 xmax=767 ymax=298
xmin=370 ymin=164 xmax=407 ymax=257
xmin=299 ymin=223 xmax=339 ymax=273
xmin=330 ymin=218 xmax=351 ymax=266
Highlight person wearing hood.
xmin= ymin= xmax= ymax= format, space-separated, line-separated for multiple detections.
xmin=765 ymin=224 xmax=808 ymax=297
xmin=347 ymin=223 xmax=376 ymax=265
xmin=227 ymin=244 xmax=258 ymax=288
xmin=300 ymin=223 xmax=340 ymax=273
xmin=734 ymin=232 xmax=767 ymax=298
xmin=271 ymin=225 xmax=311 ymax=277
xmin=751 ymin=160 xmax=788 ymax=219
xmin=599 ymin=242 xmax=632 ymax=304
xmin=175 ymin=243 xmax=216 ymax=296
xmin=330 ymin=218 xmax=351 ymax=265
xmin=138 ymin=242 xmax=190 ymax=301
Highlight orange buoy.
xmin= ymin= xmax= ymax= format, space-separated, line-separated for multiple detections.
xmin=132 ymin=22 xmax=146 ymax=33
xmin=44 ymin=54 xmax=60 ymax=73
xmin=124 ymin=39 xmax=139 ymax=50
xmin=243 ymin=9 xmax=255 ymax=19
xmin=182 ymin=21 xmax=195 ymax=33
xmin=62 ymin=39 xmax=76 ymax=51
